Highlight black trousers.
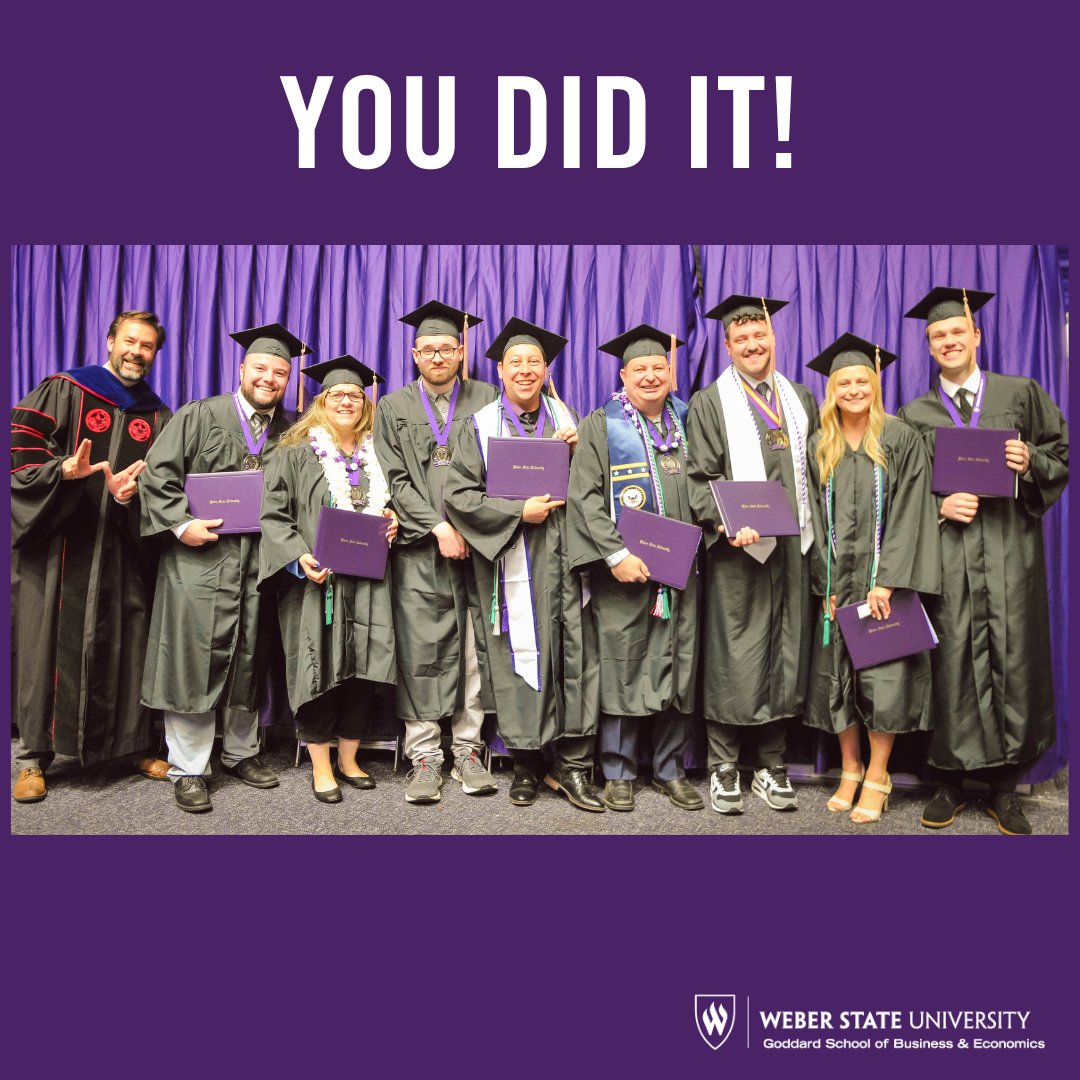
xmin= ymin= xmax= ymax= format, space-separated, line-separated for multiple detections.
xmin=706 ymin=719 xmax=787 ymax=771
xmin=510 ymin=733 xmax=595 ymax=774
xmin=295 ymin=679 xmax=371 ymax=745
xmin=930 ymin=763 xmax=1020 ymax=795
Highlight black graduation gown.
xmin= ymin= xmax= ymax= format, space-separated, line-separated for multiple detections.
xmin=898 ymin=372 xmax=1068 ymax=769
xmin=257 ymin=444 xmax=396 ymax=713
xmin=373 ymin=378 xmax=497 ymax=721
xmin=11 ymin=370 xmax=171 ymax=763
xmin=686 ymin=377 xmax=819 ymax=726
xmin=566 ymin=407 xmax=699 ymax=717
xmin=442 ymin=402 xmax=599 ymax=750
xmin=139 ymin=394 xmax=290 ymax=714
xmin=805 ymin=417 xmax=942 ymax=734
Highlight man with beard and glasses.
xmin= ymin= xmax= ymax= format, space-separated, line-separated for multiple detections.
xmin=139 ymin=322 xmax=307 ymax=813
xmin=12 ymin=310 xmax=172 ymax=804
xmin=374 ymin=301 xmax=500 ymax=804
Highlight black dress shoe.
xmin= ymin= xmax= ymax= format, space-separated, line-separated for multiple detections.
xmin=509 ymin=771 xmax=538 ymax=807
xmin=174 ymin=776 xmax=212 ymax=813
xmin=544 ymin=766 xmax=606 ymax=812
xmin=985 ymin=792 xmax=1033 ymax=835
xmin=336 ymin=770 xmax=376 ymax=790
xmin=312 ymin=777 xmax=343 ymax=804
xmin=225 ymin=755 xmax=280 ymax=789
xmin=920 ymin=784 xmax=966 ymax=828
xmin=651 ymin=777 xmax=705 ymax=811
xmin=603 ymin=779 xmax=635 ymax=812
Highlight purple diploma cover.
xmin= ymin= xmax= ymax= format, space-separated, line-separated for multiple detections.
xmin=615 ymin=507 xmax=702 ymax=590
xmin=485 ymin=437 xmax=570 ymax=501
xmin=932 ymin=427 xmax=1019 ymax=497
xmin=709 ymin=479 xmax=800 ymax=537
xmin=184 ymin=471 xmax=264 ymax=533
xmin=312 ymin=506 xmax=391 ymax=579
xmin=834 ymin=590 xmax=939 ymax=671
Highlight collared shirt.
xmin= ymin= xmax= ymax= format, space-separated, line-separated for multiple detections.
xmin=938 ymin=366 xmax=982 ymax=409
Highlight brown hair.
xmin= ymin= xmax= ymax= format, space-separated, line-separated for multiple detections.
xmin=108 ymin=310 xmax=167 ymax=350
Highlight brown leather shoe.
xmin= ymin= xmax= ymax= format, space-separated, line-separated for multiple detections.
xmin=133 ymin=757 xmax=172 ymax=781
xmin=13 ymin=767 xmax=47 ymax=803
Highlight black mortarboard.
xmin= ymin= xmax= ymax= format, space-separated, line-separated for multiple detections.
xmin=903 ymin=286 xmax=995 ymax=325
xmin=399 ymin=300 xmax=482 ymax=339
xmin=807 ymin=333 xmax=898 ymax=378
xmin=484 ymin=317 xmax=568 ymax=364
xmin=230 ymin=322 xmax=311 ymax=361
xmin=704 ymin=294 xmax=789 ymax=330
xmin=301 ymin=355 xmax=384 ymax=390
xmin=598 ymin=324 xmax=685 ymax=363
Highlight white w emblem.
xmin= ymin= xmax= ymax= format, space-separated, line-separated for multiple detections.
xmin=694 ymin=994 xmax=736 ymax=1050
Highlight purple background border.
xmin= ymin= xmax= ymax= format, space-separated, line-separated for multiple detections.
xmin=2 ymin=1 xmax=1075 ymax=1076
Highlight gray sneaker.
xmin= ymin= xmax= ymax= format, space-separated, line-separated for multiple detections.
xmin=710 ymin=763 xmax=743 ymax=814
xmin=405 ymin=758 xmax=443 ymax=803
xmin=450 ymin=750 xmax=498 ymax=795
xmin=751 ymin=765 xmax=799 ymax=811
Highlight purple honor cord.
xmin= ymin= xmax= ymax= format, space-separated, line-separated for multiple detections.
xmin=417 ymin=377 xmax=460 ymax=447
xmin=232 ymin=393 xmax=270 ymax=457
xmin=937 ymin=372 xmax=984 ymax=429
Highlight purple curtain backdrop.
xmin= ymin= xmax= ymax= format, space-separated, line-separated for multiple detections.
xmin=10 ymin=244 xmax=1068 ymax=781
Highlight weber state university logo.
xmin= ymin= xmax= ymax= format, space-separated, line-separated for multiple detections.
xmin=695 ymin=994 xmax=736 ymax=1050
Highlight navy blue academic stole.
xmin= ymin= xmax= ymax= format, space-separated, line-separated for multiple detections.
xmin=603 ymin=395 xmax=689 ymax=521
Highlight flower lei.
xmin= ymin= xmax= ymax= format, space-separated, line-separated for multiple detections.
xmin=308 ymin=425 xmax=389 ymax=515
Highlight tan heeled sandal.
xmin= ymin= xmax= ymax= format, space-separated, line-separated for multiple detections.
xmin=850 ymin=773 xmax=892 ymax=824
xmin=826 ymin=767 xmax=865 ymax=813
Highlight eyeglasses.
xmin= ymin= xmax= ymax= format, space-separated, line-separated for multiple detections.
xmin=415 ymin=345 xmax=460 ymax=361
xmin=325 ymin=390 xmax=366 ymax=403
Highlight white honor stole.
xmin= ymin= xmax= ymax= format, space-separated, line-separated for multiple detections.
xmin=473 ymin=395 xmax=576 ymax=691
xmin=715 ymin=365 xmax=813 ymax=564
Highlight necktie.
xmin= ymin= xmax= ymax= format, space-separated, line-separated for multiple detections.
xmin=756 ymin=381 xmax=771 ymax=404
xmin=249 ymin=411 xmax=267 ymax=439
xmin=955 ymin=389 xmax=972 ymax=424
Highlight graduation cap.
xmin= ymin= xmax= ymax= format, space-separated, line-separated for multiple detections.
xmin=484 ymin=317 xmax=568 ymax=364
xmin=704 ymin=294 xmax=789 ymax=331
xmin=599 ymin=323 xmax=686 ymax=391
xmin=400 ymin=300 xmax=482 ymax=381
xmin=230 ymin=322 xmax=311 ymax=361
xmin=485 ymin=316 xmax=569 ymax=403
xmin=301 ymin=355 xmax=385 ymax=404
xmin=903 ymin=286 xmax=995 ymax=326
xmin=806 ymin=333 xmax=898 ymax=378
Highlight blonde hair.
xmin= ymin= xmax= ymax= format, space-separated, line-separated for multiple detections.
xmin=279 ymin=387 xmax=375 ymax=449
xmin=814 ymin=366 xmax=887 ymax=485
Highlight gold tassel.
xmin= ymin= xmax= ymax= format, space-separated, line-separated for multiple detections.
xmin=462 ymin=313 xmax=469 ymax=382
xmin=669 ymin=332 xmax=679 ymax=393
xmin=761 ymin=296 xmax=776 ymax=354
xmin=371 ymin=379 xmax=378 ymax=406
xmin=298 ymin=336 xmax=310 ymax=414
xmin=874 ymin=344 xmax=881 ymax=375
xmin=962 ymin=287 xmax=977 ymax=342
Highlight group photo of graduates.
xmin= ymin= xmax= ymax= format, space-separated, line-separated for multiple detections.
xmin=9 ymin=243 xmax=1070 ymax=836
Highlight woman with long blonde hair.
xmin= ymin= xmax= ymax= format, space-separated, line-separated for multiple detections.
xmin=259 ymin=356 xmax=399 ymax=803
xmin=805 ymin=335 xmax=941 ymax=823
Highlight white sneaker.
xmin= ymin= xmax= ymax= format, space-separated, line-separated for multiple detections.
xmin=751 ymin=765 xmax=798 ymax=811
xmin=709 ymin=763 xmax=743 ymax=814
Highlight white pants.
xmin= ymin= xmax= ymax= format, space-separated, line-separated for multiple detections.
xmin=164 ymin=708 xmax=259 ymax=781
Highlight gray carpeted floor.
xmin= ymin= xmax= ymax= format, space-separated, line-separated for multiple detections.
xmin=10 ymin=738 xmax=1068 ymax=836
